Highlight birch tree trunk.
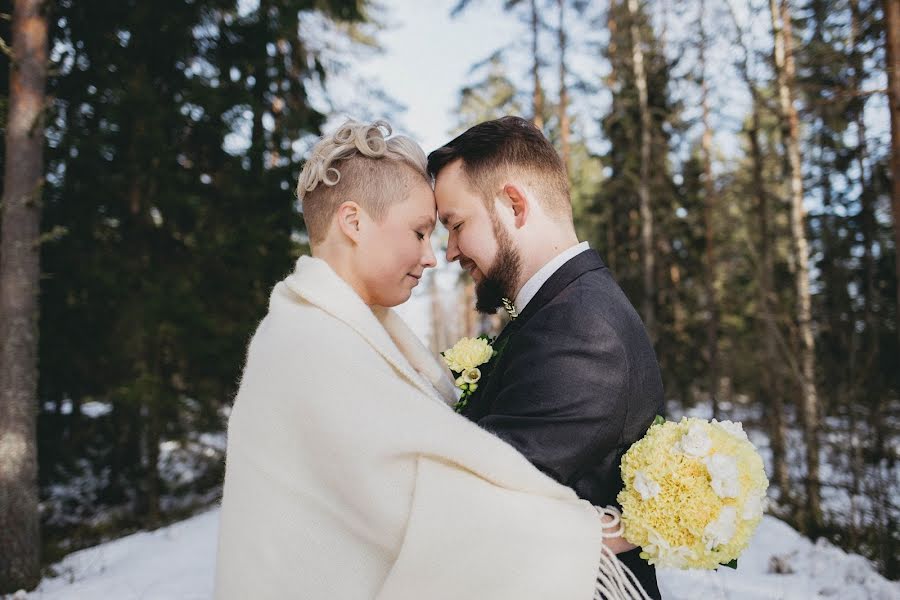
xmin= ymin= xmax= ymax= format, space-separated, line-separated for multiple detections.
xmin=770 ymin=0 xmax=822 ymax=532
xmin=699 ymin=0 xmax=720 ymax=419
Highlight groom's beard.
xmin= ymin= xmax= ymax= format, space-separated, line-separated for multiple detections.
xmin=475 ymin=221 xmax=522 ymax=314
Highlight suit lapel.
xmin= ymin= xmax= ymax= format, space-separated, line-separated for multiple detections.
xmin=284 ymin=256 xmax=452 ymax=408
xmin=461 ymin=250 xmax=606 ymax=421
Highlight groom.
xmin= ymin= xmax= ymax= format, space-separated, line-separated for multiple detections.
xmin=429 ymin=116 xmax=664 ymax=598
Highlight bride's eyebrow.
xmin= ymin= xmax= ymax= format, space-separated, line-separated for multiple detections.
xmin=415 ymin=215 xmax=436 ymax=229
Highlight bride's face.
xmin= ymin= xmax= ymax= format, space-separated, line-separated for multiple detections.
xmin=355 ymin=179 xmax=437 ymax=307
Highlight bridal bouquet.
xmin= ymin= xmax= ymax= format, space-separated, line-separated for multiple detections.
xmin=617 ymin=416 xmax=769 ymax=570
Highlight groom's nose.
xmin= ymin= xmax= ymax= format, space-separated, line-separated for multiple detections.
xmin=445 ymin=234 xmax=460 ymax=263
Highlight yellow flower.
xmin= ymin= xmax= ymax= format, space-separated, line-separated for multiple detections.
xmin=617 ymin=417 xmax=769 ymax=570
xmin=442 ymin=337 xmax=493 ymax=373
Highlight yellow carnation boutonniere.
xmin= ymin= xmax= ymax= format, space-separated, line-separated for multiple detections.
xmin=441 ymin=335 xmax=498 ymax=413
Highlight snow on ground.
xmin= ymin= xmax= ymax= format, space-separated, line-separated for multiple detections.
xmin=16 ymin=508 xmax=898 ymax=600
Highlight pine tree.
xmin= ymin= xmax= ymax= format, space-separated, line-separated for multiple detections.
xmin=0 ymin=0 xmax=47 ymax=591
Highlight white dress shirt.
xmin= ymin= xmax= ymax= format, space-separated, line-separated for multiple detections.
xmin=513 ymin=241 xmax=590 ymax=313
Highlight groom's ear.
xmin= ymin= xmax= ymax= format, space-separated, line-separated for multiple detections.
xmin=502 ymin=184 xmax=529 ymax=229
xmin=336 ymin=201 xmax=363 ymax=243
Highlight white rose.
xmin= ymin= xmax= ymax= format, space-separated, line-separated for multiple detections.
xmin=645 ymin=527 xmax=696 ymax=568
xmin=704 ymin=453 xmax=740 ymax=498
xmin=633 ymin=470 xmax=661 ymax=501
xmin=712 ymin=419 xmax=749 ymax=442
xmin=703 ymin=505 xmax=738 ymax=550
xmin=675 ymin=422 xmax=712 ymax=458
xmin=742 ymin=491 xmax=767 ymax=520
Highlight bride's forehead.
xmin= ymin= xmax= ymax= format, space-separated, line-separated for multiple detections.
xmin=388 ymin=188 xmax=435 ymax=217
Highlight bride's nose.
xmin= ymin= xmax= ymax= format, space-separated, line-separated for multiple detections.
xmin=421 ymin=242 xmax=437 ymax=269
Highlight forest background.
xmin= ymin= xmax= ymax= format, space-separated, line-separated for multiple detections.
xmin=0 ymin=0 xmax=897 ymax=591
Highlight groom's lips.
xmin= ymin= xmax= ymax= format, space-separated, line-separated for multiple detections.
xmin=460 ymin=260 xmax=481 ymax=282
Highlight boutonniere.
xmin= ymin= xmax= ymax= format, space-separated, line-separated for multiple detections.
xmin=442 ymin=298 xmax=518 ymax=413
xmin=441 ymin=335 xmax=499 ymax=413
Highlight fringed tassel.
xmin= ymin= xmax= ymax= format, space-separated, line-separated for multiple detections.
xmin=592 ymin=506 xmax=652 ymax=600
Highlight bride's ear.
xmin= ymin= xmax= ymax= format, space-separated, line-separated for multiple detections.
xmin=336 ymin=201 xmax=363 ymax=243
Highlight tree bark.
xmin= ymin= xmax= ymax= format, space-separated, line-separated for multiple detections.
xmin=885 ymin=0 xmax=900 ymax=356
xmin=699 ymin=0 xmax=720 ymax=419
xmin=251 ymin=0 xmax=271 ymax=178
xmin=749 ymin=99 xmax=790 ymax=503
xmin=770 ymin=0 xmax=822 ymax=533
xmin=626 ymin=0 xmax=656 ymax=340
xmin=557 ymin=0 xmax=570 ymax=175
xmin=530 ymin=0 xmax=544 ymax=130
xmin=0 ymin=0 xmax=48 ymax=591
xmin=851 ymin=0 xmax=885 ymax=463
xmin=604 ymin=0 xmax=619 ymax=274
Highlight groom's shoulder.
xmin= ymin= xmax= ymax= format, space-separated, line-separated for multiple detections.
xmin=562 ymin=263 xmax=643 ymax=323
xmin=526 ymin=267 xmax=625 ymax=329
xmin=518 ymin=265 xmax=650 ymax=353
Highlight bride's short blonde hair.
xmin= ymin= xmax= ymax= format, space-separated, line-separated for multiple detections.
xmin=297 ymin=119 xmax=429 ymax=245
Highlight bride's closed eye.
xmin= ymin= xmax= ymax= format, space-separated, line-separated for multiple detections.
xmin=415 ymin=230 xmax=427 ymax=240
xmin=452 ymin=222 xmax=463 ymax=231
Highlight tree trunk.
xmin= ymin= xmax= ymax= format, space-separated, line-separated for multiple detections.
xmin=626 ymin=0 xmax=656 ymax=340
xmin=885 ymin=0 xmax=900 ymax=356
xmin=605 ymin=0 xmax=618 ymax=275
xmin=144 ymin=394 xmax=162 ymax=526
xmin=558 ymin=0 xmax=570 ymax=175
xmin=0 ymin=0 xmax=48 ymax=591
xmin=748 ymin=99 xmax=790 ymax=504
xmin=770 ymin=0 xmax=822 ymax=533
xmin=699 ymin=0 xmax=720 ymax=419
xmin=851 ymin=0 xmax=885 ymax=462
xmin=251 ymin=0 xmax=271 ymax=178
xmin=530 ymin=0 xmax=544 ymax=130
xmin=850 ymin=0 xmax=876 ymax=354
xmin=607 ymin=0 xmax=619 ymax=89
xmin=730 ymin=0 xmax=791 ymax=508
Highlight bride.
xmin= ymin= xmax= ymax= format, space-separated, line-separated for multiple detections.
xmin=213 ymin=119 xmax=648 ymax=599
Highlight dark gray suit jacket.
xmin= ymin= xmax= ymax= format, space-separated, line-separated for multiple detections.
xmin=462 ymin=249 xmax=665 ymax=598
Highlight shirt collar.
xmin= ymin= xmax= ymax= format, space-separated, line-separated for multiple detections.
xmin=513 ymin=241 xmax=590 ymax=313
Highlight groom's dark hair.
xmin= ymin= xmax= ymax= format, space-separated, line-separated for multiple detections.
xmin=427 ymin=116 xmax=571 ymax=219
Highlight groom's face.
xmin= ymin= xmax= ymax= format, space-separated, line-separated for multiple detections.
xmin=435 ymin=160 xmax=522 ymax=313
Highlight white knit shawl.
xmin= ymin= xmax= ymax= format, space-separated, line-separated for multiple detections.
xmin=214 ymin=256 xmax=640 ymax=599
